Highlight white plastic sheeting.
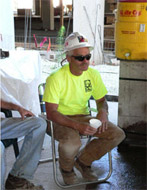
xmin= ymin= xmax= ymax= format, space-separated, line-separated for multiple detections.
xmin=0 ymin=0 xmax=15 ymax=50
xmin=0 ymin=50 xmax=42 ymax=116
xmin=73 ymin=0 xmax=105 ymax=65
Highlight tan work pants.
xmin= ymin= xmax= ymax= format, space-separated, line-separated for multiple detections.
xmin=48 ymin=115 xmax=125 ymax=171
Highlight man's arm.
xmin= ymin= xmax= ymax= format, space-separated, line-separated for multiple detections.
xmin=1 ymin=99 xmax=21 ymax=111
xmin=95 ymin=96 xmax=109 ymax=133
xmin=45 ymin=102 xmax=97 ymax=136
xmin=0 ymin=99 xmax=34 ymax=120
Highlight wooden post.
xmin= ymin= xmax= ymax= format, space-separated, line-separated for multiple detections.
xmin=60 ymin=0 xmax=64 ymax=26
xmin=50 ymin=0 xmax=54 ymax=30
xmin=41 ymin=0 xmax=50 ymax=30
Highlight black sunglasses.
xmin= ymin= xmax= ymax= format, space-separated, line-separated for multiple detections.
xmin=71 ymin=54 xmax=91 ymax=61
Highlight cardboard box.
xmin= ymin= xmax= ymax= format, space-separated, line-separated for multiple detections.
xmin=104 ymin=25 xmax=115 ymax=38
xmin=105 ymin=15 xmax=115 ymax=24
xmin=109 ymin=3 xmax=117 ymax=11
xmin=17 ymin=9 xmax=32 ymax=15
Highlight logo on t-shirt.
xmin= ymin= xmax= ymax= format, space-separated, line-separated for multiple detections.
xmin=84 ymin=80 xmax=92 ymax=92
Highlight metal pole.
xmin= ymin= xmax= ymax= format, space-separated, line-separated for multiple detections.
xmin=29 ymin=10 xmax=32 ymax=49
xmin=24 ymin=9 xmax=28 ymax=49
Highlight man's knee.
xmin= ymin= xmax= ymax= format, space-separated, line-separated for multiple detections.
xmin=108 ymin=122 xmax=126 ymax=142
xmin=115 ymin=127 xmax=126 ymax=143
xmin=59 ymin=138 xmax=82 ymax=158
xmin=32 ymin=117 xmax=47 ymax=132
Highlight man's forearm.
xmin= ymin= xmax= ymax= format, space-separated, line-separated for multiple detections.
xmin=46 ymin=110 xmax=79 ymax=130
xmin=1 ymin=99 xmax=20 ymax=111
xmin=96 ymin=98 xmax=108 ymax=114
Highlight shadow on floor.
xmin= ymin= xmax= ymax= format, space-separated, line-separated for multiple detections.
xmin=86 ymin=146 xmax=147 ymax=190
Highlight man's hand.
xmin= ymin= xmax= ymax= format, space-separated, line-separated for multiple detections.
xmin=96 ymin=109 xmax=108 ymax=134
xmin=75 ymin=122 xmax=97 ymax=136
xmin=96 ymin=97 xmax=109 ymax=134
xmin=1 ymin=99 xmax=34 ymax=120
xmin=18 ymin=107 xmax=34 ymax=120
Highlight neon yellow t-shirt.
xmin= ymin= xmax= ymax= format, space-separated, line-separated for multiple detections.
xmin=43 ymin=64 xmax=107 ymax=115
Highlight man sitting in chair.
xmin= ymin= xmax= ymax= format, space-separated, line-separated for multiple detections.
xmin=43 ymin=32 xmax=125 ymax=185
xmin=1 ymin=99 xmax=47 ymax=190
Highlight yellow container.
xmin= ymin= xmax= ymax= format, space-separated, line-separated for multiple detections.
xmin=117 ymin=2 xmax=147 ymax=22
xmin=115 ymin=2 xmax=147 ymax=60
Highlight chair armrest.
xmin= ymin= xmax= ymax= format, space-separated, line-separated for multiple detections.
xmin=1 ymin=108 xmax=12 ymax=117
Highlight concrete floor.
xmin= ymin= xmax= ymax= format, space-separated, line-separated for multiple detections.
xmin=5 ymin=102 xmax=147 ymax=190
xmin=5 ymin=134 xmax=147 ymax=190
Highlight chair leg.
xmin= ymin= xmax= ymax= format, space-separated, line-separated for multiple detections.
xmin=12 ymin=139 xmax=19 ymax=158
xmin=39 ymin=157 xmax=59 ymax=164
xmin=50 ymin=121 xmax=113 ymax=188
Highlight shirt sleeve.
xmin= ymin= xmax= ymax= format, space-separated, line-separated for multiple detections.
xmin=43 ymin=75 xmax=60 ymax=104
xmin=92 ymin=70 xmax=108 ymax=100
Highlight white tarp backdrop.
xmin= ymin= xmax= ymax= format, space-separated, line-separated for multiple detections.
xmin=0 ymin=0 xmax=15 ymax=50
xmin=73 ymin=0 xmax=105 ymax=65
xmin=0 ymin=50 xmax=42 ymax=116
